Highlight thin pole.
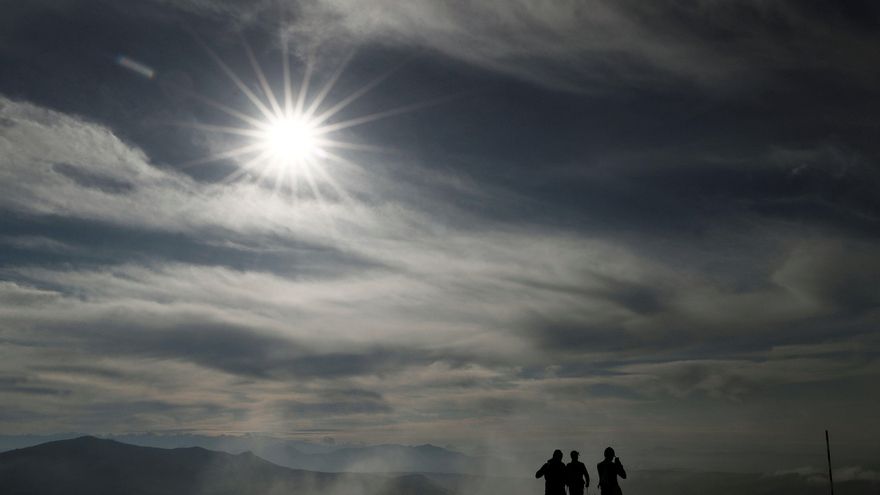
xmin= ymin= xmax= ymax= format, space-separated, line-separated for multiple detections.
xmin=825 ymin=429 xmax=834 ymax=495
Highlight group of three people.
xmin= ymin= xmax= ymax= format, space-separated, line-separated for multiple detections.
xmin=536 ymin=447 xmax=626 ymax=495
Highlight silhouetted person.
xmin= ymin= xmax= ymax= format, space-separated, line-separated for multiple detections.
xmin=536 ymin=449 xmax=567 ymax=495
xmin=597 ymin=447 xmax=626 ymax=495
xmin=566 ymin=450 xmax=590 ymax=495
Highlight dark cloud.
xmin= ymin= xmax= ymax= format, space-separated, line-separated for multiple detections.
xmin=277 ymin=389 xmax=392 ymax=417
xmin=281 ymin=400 xmax=391 ymax=416
xmin=581 ymin=383 xmax=643 ymax=401
xmin=295 ymin=0 xmax=880 ymax=91
xmin=0 ymin=375 xmax=70 ymax=397
xmin=0 ymin=212 xmax=383 ymax=278
xmin=503 ymin=273 xmax=668 ymax=316
xmin=473 ymin=397 xmax=541 ymax=416
xmin=29 ymin=364 xmax=130 ymax=381
xmin=521 ymin=317 xmax=633 ymax=354
xmin=51 ymin=163 xmax=136 ymax=194
xmin=41 ymin=319 xmax=438 ymax=380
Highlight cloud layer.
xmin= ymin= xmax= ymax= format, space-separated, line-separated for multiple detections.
xmin=288 ymin=0 xmax=880 ymax=90
xmin=1 ymin=0 xmax=879 ymax=472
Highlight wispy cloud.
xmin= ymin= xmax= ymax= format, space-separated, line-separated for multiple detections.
xmin=287 ymin=0 xmax=880 ymax=91
xmin=2 ymin=94 xmax=879 ymax=458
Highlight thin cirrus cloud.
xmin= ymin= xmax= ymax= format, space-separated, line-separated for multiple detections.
xmin=114 ymin=0 xmax=880 ymax=91
xmin=288 ymin=0 xmax=880 ymax=90
xmin=2 ymin=93 xmax=879 ymax=449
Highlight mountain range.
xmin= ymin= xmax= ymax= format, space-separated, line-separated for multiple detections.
xmin=0 ymin=436 xmax=449 ymax=495
xmin=0 ymin=433 xmax=502 ymax=474
xmin=2 ymin=436 xmax=879 ymax=495
xmin=114 ymin=434 xmax=489 ymax=474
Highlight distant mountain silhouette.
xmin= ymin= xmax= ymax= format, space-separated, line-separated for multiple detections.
xmin=0 ymin=436 xmax=449 ymax=495
xmin=0 ymin=433 xmax=508 ymax=475
xmin=114 ymin=435 xmax=496 ymax=474
xmin=4 ymin=436 xmax=878 ymax=495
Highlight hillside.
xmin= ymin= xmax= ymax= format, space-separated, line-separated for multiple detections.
xmin=0 ymin=436 xmax=448 ymax=495
xmin=0 ymin=433 xmax=506 ymax=475
xmin=2 ymin=436 xmax=878 ymax=495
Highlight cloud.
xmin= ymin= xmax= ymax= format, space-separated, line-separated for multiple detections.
xmin=2 ymin=96 xmax=877 ymax=347
xmin=774 ymin=238 xmax=880 ymax=312
xmin=0 ymin=95 xmax=328 ymax=236
xmin=289 ymin=0 xmax=880 ymax=90
xmin=0 ymin=0 xmax=878 ymax=471
xmin=0 ymin=375 xmax=71 ymax=397
xmin=276 ymin=389 xmax=393 ymax=417
xmin=1 ymin=90 xmax=879 ymax=468
xmin=29 ymin=0 xmax=873 ymax=92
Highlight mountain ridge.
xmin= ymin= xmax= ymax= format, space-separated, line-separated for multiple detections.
xmin=0 ymin=436 xmax=450 ymax=495
xmin=3 ymin=436 xmax=879 ymax=495
xmin=0 ymin=433 xmax=505 ymax=475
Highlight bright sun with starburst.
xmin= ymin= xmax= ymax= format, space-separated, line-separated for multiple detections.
xmin=174 ymin=31 xmax=439 ymax=201
xmin=261 ymin=115 xmax=321 ymax=164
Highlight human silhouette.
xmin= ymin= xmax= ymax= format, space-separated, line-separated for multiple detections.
xmin=536 ymin=449 xmax=567 ymax=495
xmin=566 ymin=450 xmax=590 ymax=495
xmin=596 ymin=447 xmax=626 ymax=495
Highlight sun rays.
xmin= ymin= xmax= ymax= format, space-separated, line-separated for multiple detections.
xmin=174 ymin=30 xmax=415 ymax=207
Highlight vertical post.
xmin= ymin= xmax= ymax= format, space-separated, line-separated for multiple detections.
xmin=825 ymin=429 xmax=834 ymax=495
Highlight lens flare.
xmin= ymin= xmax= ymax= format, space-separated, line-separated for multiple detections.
xmin=174 ymin=29 xmax=448 ymax=212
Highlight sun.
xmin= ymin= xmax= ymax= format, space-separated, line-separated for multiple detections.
xmin=261 ymin=115 xmax=321 ymax=164
xmin=177 ymin=31 xmax=442 ymax=199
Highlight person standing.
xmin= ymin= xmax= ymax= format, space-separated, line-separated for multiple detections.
xmin=536 ymin=449 xmax=567 ymax=495
xmin=597 ymin=447 xmax=626 ymax=495
xmin=566 ymin=450 xmax=590 ymax=495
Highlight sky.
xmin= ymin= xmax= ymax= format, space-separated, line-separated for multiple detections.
xmin=1 ymin=0 xmax=879 ymax=473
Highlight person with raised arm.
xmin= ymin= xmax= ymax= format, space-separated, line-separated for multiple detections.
xmin=597 ymin=447 xmax=626 ymax=495
xmin=536 ymin=449 xmax=567 ymax=495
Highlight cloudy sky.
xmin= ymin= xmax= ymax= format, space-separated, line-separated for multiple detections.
xmin=1 ymin=0 xmax=879 ymax=472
